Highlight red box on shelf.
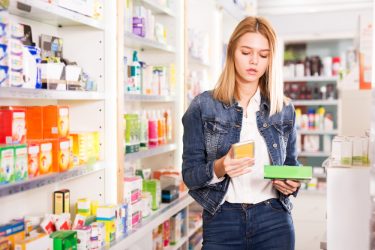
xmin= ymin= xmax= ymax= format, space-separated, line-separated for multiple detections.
xmin=25 ymin=106 xmax=43 ymax=140
xmin=52 ymin=138 xmax=70 ymax=172
xmin=28 ymin=142 xmax=40 ymax=178
xmin=0 ymin=108 xmax=26 ymax=144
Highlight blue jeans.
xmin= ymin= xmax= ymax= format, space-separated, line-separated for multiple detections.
xmin=202 ymin=198 xmax=295 ymax=250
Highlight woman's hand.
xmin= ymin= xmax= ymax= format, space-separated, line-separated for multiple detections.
xmin=214 ymin=148 xmax=255 ymax=178
xmin=272 ymin=179 xmax=301 ymax=195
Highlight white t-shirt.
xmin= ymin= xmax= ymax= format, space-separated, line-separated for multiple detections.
xmin=211 ymin=88 xmax=277 ymax=204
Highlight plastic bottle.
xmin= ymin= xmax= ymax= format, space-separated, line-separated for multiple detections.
xmin=140 ymin=110 xmax=148 ymax=148
xmin=131 ymin=50 xmax=141 ymax=94
xmin=307 ymin=108 xmax=315 ymax=129
xmin=148 ymin=110 xmax=158 ymax=147
xmin=295 ymin=108 xmax=302 ymax=130
xmin=157 ymin=110 xmax=165 ymax=145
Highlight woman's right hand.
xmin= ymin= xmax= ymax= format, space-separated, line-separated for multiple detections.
xmin=214 ymin=147 xmax=255 ymax=178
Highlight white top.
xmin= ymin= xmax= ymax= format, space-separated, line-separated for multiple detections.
xmin=210 ymin=88 xmax=277 ymax=204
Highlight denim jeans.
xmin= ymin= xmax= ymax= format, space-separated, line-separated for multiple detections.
xmin=202 ymin=198 xmax=295 ymax=250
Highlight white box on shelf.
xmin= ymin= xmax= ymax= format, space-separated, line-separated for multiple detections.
xmin=58 ymin=0 xmax=94 ymax=17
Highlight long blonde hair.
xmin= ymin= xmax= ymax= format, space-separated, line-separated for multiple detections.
xmin=213 ymin=16 xmax=284 ymax=116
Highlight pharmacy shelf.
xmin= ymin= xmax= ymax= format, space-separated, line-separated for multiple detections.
xmin=216 ymin=0 xmax=248 ymax=21
xmin=0 ymin=161 xmax=105 ymax=198
xmin=124 ymin=31 xmax=176 ymax=53
xmin=124 ymin=93 xmax=175 ymax=102
xmin=108 ymin=194 xmax=194 ymax=250
xmin=141 ymin=0 xmax=175 ymax=17
xmin=284 ymin=76 xmax=338 ymax=82
xmin=189 ymin=55 xmax=210 ymax=67
xmin=299 ymin=151 xmax=330 ymax=157
xmin=0 ymin=87 xmax=105 ymax=100
xmin=164 ymin=220 xmax=202 ymax=250
xmin=9 ymin=0 xmax=104 ymax=30
xmin=125 ymin=144 xmax=177 ymax=161
xmin=298 ymin=129 xmax=338 ymax=135
xmin=293 ymin=100 xmax=338 ymax=106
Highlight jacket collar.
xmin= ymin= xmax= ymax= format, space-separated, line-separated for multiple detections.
xmin=222 ymin=90 xmax=270 ymax=111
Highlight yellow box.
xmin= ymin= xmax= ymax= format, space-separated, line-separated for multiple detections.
xmin=14 ymin=233 xmax=52 ymax=250
xmin=232 ymin=140 xmax=254 ymax=159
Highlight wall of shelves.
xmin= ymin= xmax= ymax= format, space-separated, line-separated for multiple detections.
xmin=0 ymin=0 xmax=119 ymax=222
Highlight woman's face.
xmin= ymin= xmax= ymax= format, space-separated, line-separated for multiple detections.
xmin=234 ymin=32 xmax=270 ymax=85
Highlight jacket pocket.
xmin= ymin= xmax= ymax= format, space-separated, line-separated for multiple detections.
xmin=204 ymin=120 xmax=230 ymax=160
xmin=272 ymin=120 xmax=293 ymax=136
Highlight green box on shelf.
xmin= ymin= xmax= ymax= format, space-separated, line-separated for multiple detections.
xmin=14 ymin=144 xmax=28 ymax=181
xmin=264 ymin=165 xmax=313 ymax=180
xmin=50 ymin=230 xmax=77 ymax=250
xmin=143 ymin=179 xmax=161 ymax=210
xmin=124 ymin=114 xmax=140 ymax=154
xmin=0 ymin=145 xmax=14 ymax=184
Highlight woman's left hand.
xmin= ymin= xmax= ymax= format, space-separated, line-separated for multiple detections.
xmin=272 ymin=179 xmax=301 ymax=196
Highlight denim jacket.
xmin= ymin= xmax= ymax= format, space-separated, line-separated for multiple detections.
xmin=182 ymin=91 xmax=300 ymax=215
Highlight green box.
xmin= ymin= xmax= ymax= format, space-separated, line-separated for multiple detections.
xmin=14 ymin=144 xmax=28 ymax=181
xmin=124 ymin=114 xmax=140 ymax=154
xmin=50 ymin=230 xmax=77 ymax=250
xmin=264 ymin=165 xmax=313 ymax=180
xmin=143 ymin=179 xmax=161 ymax=210
xmin=0 ymin=145 xmax=14 ymax=184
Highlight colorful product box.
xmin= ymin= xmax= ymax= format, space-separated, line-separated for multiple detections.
xmin=95 ymin=219 xmax=115 ymax=243
xmin=143 ymin=179 xmax=161 ymax=210
xmin=127 ymin=201 xmax=142 ymax=229
xmin=14 ymin=144 xmax=27 ymax=181
xmin=52 ymin=138 xmax=70 ymax=172
xmin=42 ymin=106 xmax=69 ymax=139
xmin=76 ymin=198 xmax=91 ymax=217
xmin=0 ymin=237 xmax=10 ymax=250
xmin=75 ymin=226 xmax=91 ymax=250
xmin=124 ymin=114 xmax=140 ymax=153
xmin=14 ymin=233 xmax=52 ymax=250
xmin=25 ymin=106 xmax=43 ymax=140
xmin=53 ymin=189 xmax=70 ymax=215
xmin=90 ymin=222 xmax=105 ymax=247
xmin=50 ymin=231 xmax=77 ymax=250
xmin=96 ymin=205 xmax=116 ymax=220
xmin=263 ymin=165 xmax=313 ymax=180
xmin=70 ymin=132 xmax=99 ymax=165
xmin=39 ymin=141 xmax=53 ymax=175
xmin=0 ymin=145 xmax=14 ymax=184
xmin=123 ymin=176 xmax=142 ymax=205
xmin=0 ymin=108 xmax=26 ymax=144
xmin=27 ymin=142 xmax=40 ymax=178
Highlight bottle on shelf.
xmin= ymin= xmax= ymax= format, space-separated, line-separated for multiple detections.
xmin=131 ymin=50 xmax=141 ymax=94
xmin=140 ymin=110 xmax=148 ymax=148
xmin=148 ymin=110 xmax=158 ymax=147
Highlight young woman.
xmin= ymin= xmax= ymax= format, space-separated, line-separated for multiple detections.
xmin=182 ymin=16 xmax=300 ymax=250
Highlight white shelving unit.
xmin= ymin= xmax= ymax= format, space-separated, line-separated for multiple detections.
xmin=125 ymin=144 xmax=178 ymax=162
xmin=284 ymin=76 xmax=338 ymax=82
xmin=1 ymin=1 xmax=119 ymax=222
xmin=298 ymin=129 xmax=338 ymax=135
xmin=124 ymin=93 xmax=175 ymax=102
xmin=124 ymin=31 xmax=176 ymax=53
xmin=140 ymin=0 xmax=175 ymax=17
xmin=293 ymin=100 xmax=338 ymax=106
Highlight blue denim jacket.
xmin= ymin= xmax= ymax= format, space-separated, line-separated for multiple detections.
xmin=182 ymin=91 xmax=300 ymax=215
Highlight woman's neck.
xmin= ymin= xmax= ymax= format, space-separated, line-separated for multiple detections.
xmin=237 ymin=81 xmax=259 ymax=108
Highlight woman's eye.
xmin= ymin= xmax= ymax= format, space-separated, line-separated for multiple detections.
xmin=259 ymin=53 xmax=269 ymax=58
xmin=242 ymin=52 xmax=250 ymax=55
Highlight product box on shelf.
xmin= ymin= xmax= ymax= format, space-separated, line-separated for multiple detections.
xmin=53 ymin=189 xmax=70 ymax=215
xmin=39 ymin=140 xmax=53 ymax=175
xmin=96 ymin=219 xmax=115 ymax=243
xmin=0 ymin=108 xmax=26 ymax=144
xmin=90 ymin=222 xmax=105 ymax=248
xmin=70 ymin=132 xmax=99 ymax=165
xmin=50 ymin=230 xmax=77 ymax=250
xmin=25 ymin=106 xmax=43 ymax=140
xmin=40 ymin=63 xmax=66 ymax=90
xmin=161 ymin=185 xmax=179 ymax=203
xmin=14 ymin=233 xmax=52 ymax=250
xmin=143 ymin=179 xmax=161 ymax=210
xmin=170 ymin=212 xmax=183 ymax=245
xmin=52 ymin=138 xmax=70 ymax=172
xmin=9 ymin=22 xmax=24 ymax=88
xmin=13 ymin=144 xmax=27 ymax=181
xmin=96 ymin=205 xmax=117 ymax=243
xmin=75 ymin=226 xmax=91 ymax=250
xmin=123 ymin=176 xmax=142 ymax=205
xmin=42 ymin=106 xmax=69 ymax=139
xmin=0 ymin=145 xmax=14 ymax=184
xmin=127 ymin=200 xmax=142 ymax=230
xmin=76 ymin=198 xmax=91 ymax=217
xmin=152 ymin=224 xmax=163 ymax=250
xmin=163 ymin=220 xmax=170 ymax=247
xmin=23 ymin=45 xmax=42 ymax=89
xmin=124 ymin=114 xmax=140 ymax=153
xmin=27 ymin=142 xmax=40 ymax=178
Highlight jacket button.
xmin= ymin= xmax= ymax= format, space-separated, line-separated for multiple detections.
xmin=263 ymin=123 xmax=268 ymax=128
xmin=273 ymin=143 xmax=278 ymax=148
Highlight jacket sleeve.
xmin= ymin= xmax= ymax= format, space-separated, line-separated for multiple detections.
xmin=181 ymin=96 xmax=216 ymax=190
xmin=283 ymin=104 xmax=301 ymax=197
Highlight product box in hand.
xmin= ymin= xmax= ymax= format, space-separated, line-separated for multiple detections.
xmin=232 ymin=140 xmax=254 ymax=159
xmin=0 ymin=108 xmax=26 ymax=144
xmin=0 ymin=145 xmax=14 ymax=184
xmin=50 ymin=230 xmax=77 ymax=250
xmin=264 ymin=165 xmax=313 ymax=180
xmin=14 ymin=144 xmax=27 ymax=181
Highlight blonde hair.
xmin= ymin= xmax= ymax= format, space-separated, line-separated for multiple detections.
xmin=213 ymin=16 xmax=285 ymax=116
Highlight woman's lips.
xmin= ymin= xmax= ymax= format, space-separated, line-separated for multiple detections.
xmin=246 ymin=68 xmax=257 ymax=75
